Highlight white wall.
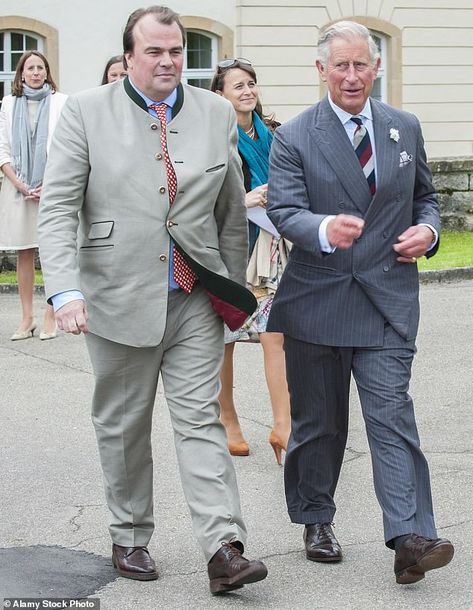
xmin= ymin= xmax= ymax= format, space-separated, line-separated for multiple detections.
xmin=2 ymin=0 xmax=236 ymax=94
xmin=4 ymin=0 xmax=473 ymax=157
xmin=237 ymin=0 xmax=473 ymax=157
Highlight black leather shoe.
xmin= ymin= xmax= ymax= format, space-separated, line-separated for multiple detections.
xmin=304 ymin=523 xmax=342 ymax=562
xmin=394 ymin=534 xmax=454 ymax=584
xmin=112 ymin=544 xmax=158 ymax=581
xmin=208 ymin=542 xmax=268 ymax=595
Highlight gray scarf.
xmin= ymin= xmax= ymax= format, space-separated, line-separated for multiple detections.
xmin=11 ymin=83 xmax=52 ymax=189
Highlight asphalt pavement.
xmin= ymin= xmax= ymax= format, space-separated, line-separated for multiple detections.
xmin=1 ymin=280 xmax=472 ymax=610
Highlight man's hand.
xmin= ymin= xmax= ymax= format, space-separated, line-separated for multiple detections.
xmin=55 ymin=299 xmax=89 ymax=335
xmin=327 ymin=214 xmax=365 ymax=249
xmin=393 ymin=225 xmax=435 ymax=263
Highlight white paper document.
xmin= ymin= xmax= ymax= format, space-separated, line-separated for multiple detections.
xmin=247 ymin=207 xmax=280 ymax=238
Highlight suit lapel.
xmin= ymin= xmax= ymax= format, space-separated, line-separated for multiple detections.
xmin=364 ymin=100 xmax=398 ymax=223
xmin=310 ymin=97 xmax=372 ymax=215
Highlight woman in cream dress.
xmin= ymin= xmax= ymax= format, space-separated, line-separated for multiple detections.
xmin=0 ymin=51 xmax=67 ymax=340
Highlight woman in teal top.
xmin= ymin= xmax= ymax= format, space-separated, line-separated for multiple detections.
xmin=211 ymin=59 xmax=291 ymax=464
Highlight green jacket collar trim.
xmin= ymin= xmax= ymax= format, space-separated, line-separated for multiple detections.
xmin=123 ymin=77 xmax=184 ymax=117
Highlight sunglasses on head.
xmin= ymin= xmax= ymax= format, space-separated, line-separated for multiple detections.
xmin=217 ymin=57 xmax=252 ymax=71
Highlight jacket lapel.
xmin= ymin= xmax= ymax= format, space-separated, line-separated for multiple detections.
xmin=364 ymin=100 xmax=398 ymax=223
xmin=174 ymin=241 xmax=257 ymax=330
xmin=310 ymin=97 xmax=372 ymax=215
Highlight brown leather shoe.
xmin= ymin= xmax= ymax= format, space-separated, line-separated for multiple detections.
xmin=394 ymin=534 xmax=454 ymax=584
xmin=208 ymin=542 xmax=268 ymax=595
xmin=112 ymin=544 xmax=158 ymax=581
xmin=304 ymin=523 xmax=342 ymax=562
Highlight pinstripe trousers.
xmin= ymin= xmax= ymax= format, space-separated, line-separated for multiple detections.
xmin=283 ymin=324 xmax=437 ymax=548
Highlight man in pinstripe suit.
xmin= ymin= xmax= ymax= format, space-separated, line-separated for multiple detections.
xmin=266 ymin=21 xmax=454 ymax=584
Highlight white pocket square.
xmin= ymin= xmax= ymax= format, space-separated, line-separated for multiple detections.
xmin=399 ymin=151 xmax=413 ymax=167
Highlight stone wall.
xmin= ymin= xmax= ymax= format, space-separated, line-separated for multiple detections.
xmin=429 ymin=157 xmax=473 ymax=231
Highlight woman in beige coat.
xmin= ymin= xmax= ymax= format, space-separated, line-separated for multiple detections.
xmin=0 ymin=51 xmax=67 ymax=340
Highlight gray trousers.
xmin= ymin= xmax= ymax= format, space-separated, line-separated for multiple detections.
xmin=283 ymin=324 xmax=437 ymax=547
xmin=85 ymin=285 xmax=247 ymax=561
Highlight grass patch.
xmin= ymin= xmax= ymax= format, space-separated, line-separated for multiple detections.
xmin=0 ymin=231 xmax=471 ymax=283
xmin=0 ymin=270 xmax=44 ymax=284
xmin=418 ymin=230 xmax=473 ymax=271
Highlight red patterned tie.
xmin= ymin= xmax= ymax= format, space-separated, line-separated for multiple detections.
xmin=351 ymin=116 xmax=376 ymax=196
xmin=151 ymin=103 xmax=196 ymax=293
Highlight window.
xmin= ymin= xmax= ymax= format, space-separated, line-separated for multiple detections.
xmin=371 ymin=33 xmax=387 ymax=103
xmin=182 ymin=31 xmax=217 ymax=90
xmin=0 ymin=31 xmax=43 ymax=98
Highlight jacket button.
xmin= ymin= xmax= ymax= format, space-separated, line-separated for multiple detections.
xmin=150 ymin=123 xmax=159 ymax=130
xmin=167 ymin=220 xmax=175 ymax=227
xmin=155 ymin=153 xmax=163 ymax=160
xmin=383 ymin=265 xmax=390 ymax=272
xmin=159 ymin=186 xmax=166 ymax=194
xmin=159 ymin=254 xmax=167 ymax=262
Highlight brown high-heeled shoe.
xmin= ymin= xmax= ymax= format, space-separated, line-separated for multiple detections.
xmin=228 ymin=440 xmax=250 ymax=457
xmin=269 ymin=431 xmax=287 ymax=465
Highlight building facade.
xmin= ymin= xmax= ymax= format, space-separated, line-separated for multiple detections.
xmin=1 ymin=0 xmax=473 ymax=158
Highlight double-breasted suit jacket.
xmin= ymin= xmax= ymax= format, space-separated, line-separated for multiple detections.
xmin=266 ymin=96 xmax=440 ymax=346
xmin=38 ymin=79 xmax=255 ymax=346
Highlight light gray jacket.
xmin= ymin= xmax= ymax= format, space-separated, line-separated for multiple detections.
xmin=38 ymin=80 xmax=252 ymax=347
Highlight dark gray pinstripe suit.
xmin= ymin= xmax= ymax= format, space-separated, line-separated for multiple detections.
xmin=266 ymin=96 xmax=441 ymax=547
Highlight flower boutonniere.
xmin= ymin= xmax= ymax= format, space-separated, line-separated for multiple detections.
xmin=390 ymin=128 xmax=400 ymax=143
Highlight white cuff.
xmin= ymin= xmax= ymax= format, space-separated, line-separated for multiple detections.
xmin=418 ymin=223 xmax=438 ymax=251
xmin=319 ymin=215 xmax=337 ymax=253
xmin=51 ymin=290 xmax=85 ymax=312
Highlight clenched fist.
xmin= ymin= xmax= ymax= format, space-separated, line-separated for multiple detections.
xmin=327 ymin=214 xmax=365 ymax=249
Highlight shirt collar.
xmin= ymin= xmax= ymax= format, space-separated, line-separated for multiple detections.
xmin=328 ymin=94 xmax=373 ymax=126
xmin=127 ymin=76 xmax=177 ymax=110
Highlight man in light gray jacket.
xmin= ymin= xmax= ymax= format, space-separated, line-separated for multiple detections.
xmin=38 ymin=5 xmax=266 ymax=595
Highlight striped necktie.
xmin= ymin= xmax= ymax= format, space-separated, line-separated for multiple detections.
xmin=150 ymin=103 xmax=196 ymax=293
xmin=351 ymin=116 xmax=376 ymax=196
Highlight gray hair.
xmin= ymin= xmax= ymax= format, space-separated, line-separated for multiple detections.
xmin=317 ymin=21 xmax=380 ymax=68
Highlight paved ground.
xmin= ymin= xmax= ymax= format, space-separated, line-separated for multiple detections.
xmin=0 ymin=281 xmax=472 ymax=610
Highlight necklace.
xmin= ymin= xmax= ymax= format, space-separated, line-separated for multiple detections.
xmin=244 ymin=123 xmax=255 ymax=139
